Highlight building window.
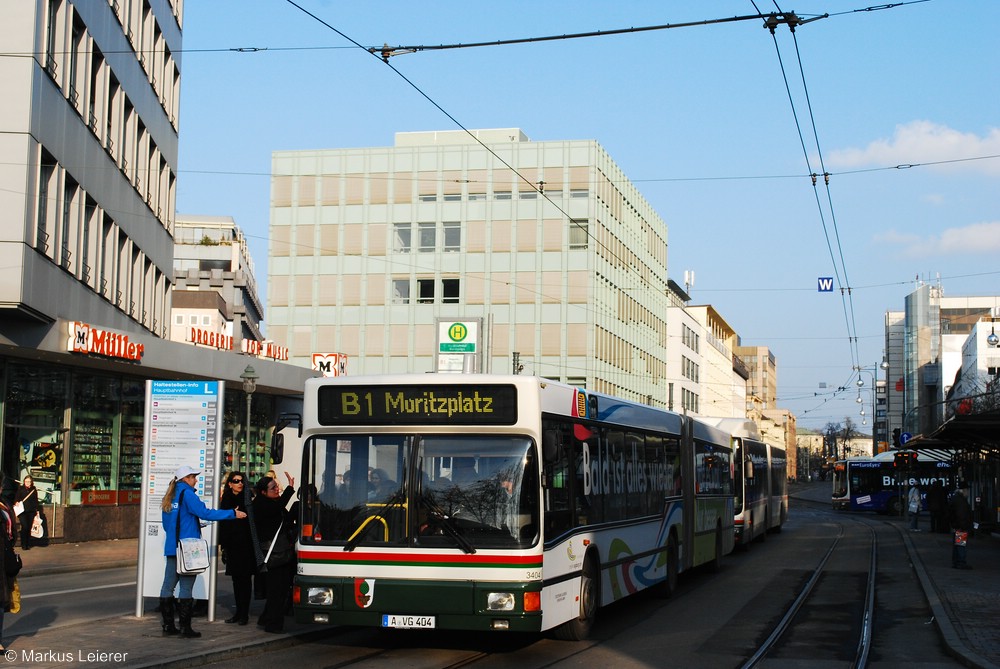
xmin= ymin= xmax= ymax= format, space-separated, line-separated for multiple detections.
xmin=417 ymin=278 xmax=435 ymax=304
xmin=419 ymin=194 xmax=437 ymax=202
xmin=495 ymin=191 xmax=512 ymax=201
xmin=174 ymin=314 xmax=183 ymax=325
xmin=392 ymin=279 xmax=410 ymax=304
xmin=188 ymin=315 xmax=197 ymax=325
xmin=569 ymin=219 xmax=588 ymax=249
xmin=570 ymin=189 xmax=589 ymax=198
xmin=519 ymin=191 xmax=537 ymax=200
xmin=468 ymin=192 xmax=486 ymax=201
xmin=443 ymin=222 xmax=461 ymax=252
xmin=442 ymin=279 xmax=460 ymax=303
xmin=393 ymin=223 xmax=411 ymax=253
xmin=418 ymin=222 xmax=435 ymax=252
xmin=443 ymin=194 xmax=461 ymax=202
xmin=60 ymin=177 xmax=78 ymax=270
xmin=201 ymin=315 xmax=210 ymax=326
xmin=37 ymin=153 xmax=57 ymax=254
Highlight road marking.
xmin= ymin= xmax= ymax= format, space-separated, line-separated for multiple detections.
xmin=23 ymin=581 xmax=136 ymax=599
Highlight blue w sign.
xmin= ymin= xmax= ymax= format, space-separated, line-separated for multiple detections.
xmin=817 ymin=277 xmax=834 ymax=292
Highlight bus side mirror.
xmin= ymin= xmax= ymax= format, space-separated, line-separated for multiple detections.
xmin=270 ymin=433 xmax=285 ymax=465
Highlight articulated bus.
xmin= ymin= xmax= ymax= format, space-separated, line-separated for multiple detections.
xmin=704 ymin=418 xmax=787 ymax=547
xmin=832 ymin=450 xmax=953 ymax=514
xmin=279 ymin=374 xmax=734 ymax=639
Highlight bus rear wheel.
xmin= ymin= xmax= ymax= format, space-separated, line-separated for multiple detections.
xmin=554 ymin=555 xmax=599 ymax=640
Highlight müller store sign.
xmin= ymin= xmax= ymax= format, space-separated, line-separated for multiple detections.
xmin=67 ymin=321 xmax=145 ymax=361
xmin=188 ymin=326 xmax=289 ymax=361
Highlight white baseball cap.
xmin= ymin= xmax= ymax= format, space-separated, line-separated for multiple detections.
xmin=175 ymin=465 xmax=201 ymax=480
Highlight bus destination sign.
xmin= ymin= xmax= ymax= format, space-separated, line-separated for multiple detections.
xmin=317 ymin=384 xmax=518 ymax=426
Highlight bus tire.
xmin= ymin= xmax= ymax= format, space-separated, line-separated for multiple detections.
xmin=709 ymin=522 xmax=723 ymax=573
xmin=554 ymin=554 xmax=599 ymax=641
xmin=653 ymin=532 xmax=679 ymax=598
xmin=887 ymin=496 xmax=901 ymax=516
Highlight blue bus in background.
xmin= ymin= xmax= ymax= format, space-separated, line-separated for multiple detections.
xmin=832 ymin=449 xmax=953 ymax=515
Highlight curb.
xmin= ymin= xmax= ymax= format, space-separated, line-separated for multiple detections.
xmin=899 ymin=526 xmax=1000 ymax=669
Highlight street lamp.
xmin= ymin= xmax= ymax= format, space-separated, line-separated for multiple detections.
xmin=854 ymin=362 xmax=886 ymax=455
xmin=240 ymin=364 xmax=258 ymax=475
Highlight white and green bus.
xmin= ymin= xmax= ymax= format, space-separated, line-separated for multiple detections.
xmin=281 ymin=374 xmax=734 ymax=639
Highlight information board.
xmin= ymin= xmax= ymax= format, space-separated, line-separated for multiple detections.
xmin=136 ymin=380 xmax=224 ymax=617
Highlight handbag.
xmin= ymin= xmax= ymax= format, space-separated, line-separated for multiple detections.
xmin=260 ymin=521 xmax=292 ymax=569
xmin=174 ymin=490 xmax=210 ymax=575
xmin=31 ymin=512 xmax=44 ymax=539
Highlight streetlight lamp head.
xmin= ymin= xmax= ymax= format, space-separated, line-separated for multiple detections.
xmin=988 ymin=327 xmax=999 ymax=347
xmin=241 ymin=364 xmax=259 ymax=395
xmin=856 ymin=394 xmax=863 ymax=404
xmin=856 ymin=378 xmax=864 ymax=387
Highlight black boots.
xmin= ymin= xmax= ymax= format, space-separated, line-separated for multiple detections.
xmin=176 ymin=598 xmax=202 ymax=638
xmin=159 ymin=597 xmax=179 ymax=636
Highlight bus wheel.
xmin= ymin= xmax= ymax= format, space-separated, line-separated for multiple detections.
xmin=653 ymin=533 xmax=679 ymax=598
xmin=887 ymin=497 xmax=901 ymax=516
xmin=709 ymin=523 xmax=723 ymax=573
xmin=554 ymin=555 xmax=599 ymax=640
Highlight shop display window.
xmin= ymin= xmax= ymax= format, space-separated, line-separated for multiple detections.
xmin=118 ymin=380 xmax=144 ymax=502
xmin=3 ymin=363 xmax=68 ymax=504
xmin=70 ymin=374 xmax=119 ymax=504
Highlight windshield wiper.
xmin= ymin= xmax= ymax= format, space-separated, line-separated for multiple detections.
xmin=344 ymin=489 xmax=406 ymax=552
xmin=419 ymin=494 xmax=476 ymax=554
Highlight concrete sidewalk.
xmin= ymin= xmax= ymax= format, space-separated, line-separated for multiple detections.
xmin=5 ymin=509 xmax=1000 ymax=668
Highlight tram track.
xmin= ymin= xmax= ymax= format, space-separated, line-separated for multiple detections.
xmin=741 ymin=498 xmax=879 ymax=669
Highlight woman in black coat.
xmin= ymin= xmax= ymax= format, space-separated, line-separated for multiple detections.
xmin=13 ymin=476 xmax=40 ymax=550
xmin=219 ymin=471 xmax=256 ymax=624
xmin=252 ymin=472 xmax=295 ymax=633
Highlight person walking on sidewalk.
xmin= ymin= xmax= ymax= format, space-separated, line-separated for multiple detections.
xmin=13 ymin=476 xmax=40 ymax=550
xmin=907 ymin=484 xmax=922 ymax=531
xmin=219 ymin=471 xmax=257 ymax=625
xmin=947 ymin=485 xmax=973 ymax=570
xmin=160 ymin=465 xmax=247 ymax=638
xmin=0 ymin=498 xmax=19 ymax=651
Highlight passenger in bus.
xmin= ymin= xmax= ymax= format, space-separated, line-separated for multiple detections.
xmin=368 ymin=468 xmax=397 ymax=502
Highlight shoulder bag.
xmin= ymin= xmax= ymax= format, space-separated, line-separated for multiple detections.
xmin=31 ymin=512 xmax=45 ymax=539
xmin=175 ymin=490 xmax=210 ymax=575
xmin=261 ymin=520 xmax=293 ymax=570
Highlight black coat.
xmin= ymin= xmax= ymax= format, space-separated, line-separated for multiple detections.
xmin=0 ymin=505 xmax=15 ymax=611
xmin=219 ymin=490 xmax=256 ymax=577
xmin=252 ymin=486 xmax=294 ymax=551
xmin=948 ymin=491 xmax=973 ymax=532
xmin=14 ymin=484 xmax=40 ymax=519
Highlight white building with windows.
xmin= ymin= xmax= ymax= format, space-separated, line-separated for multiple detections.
xmin=268 ymin=129 xmax=681 ymax=406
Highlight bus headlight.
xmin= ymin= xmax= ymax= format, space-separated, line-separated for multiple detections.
xmin=307 ymin=587 xmax=334 ymax=605
xmin=487 ymin=592 xmax=515 ymax=611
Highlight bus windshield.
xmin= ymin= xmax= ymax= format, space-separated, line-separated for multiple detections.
xmin=301 ymin=433 xmax=538 ymax=551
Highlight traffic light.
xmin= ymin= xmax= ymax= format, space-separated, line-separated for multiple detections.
xmin=892 ymin=428 xmax=901 ymax=448
xmin=893 ymin=451 xmax=917 ymax=468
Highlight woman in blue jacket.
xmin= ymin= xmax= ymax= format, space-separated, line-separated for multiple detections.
xmin=160 ymin=465 xmax=246 ymax=638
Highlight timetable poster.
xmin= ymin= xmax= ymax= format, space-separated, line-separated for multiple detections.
xmin=137 ymin=380 xmax=224 ymax=605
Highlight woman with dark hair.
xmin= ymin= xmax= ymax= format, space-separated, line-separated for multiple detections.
xmin=252 ymin=472 xmax=295 ymax=633
xmin=219 ymin=471 xmax=256 ymax=625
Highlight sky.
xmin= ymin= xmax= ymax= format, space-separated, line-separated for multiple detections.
xmin=174 ymin=1 xmax=1000 ymax=432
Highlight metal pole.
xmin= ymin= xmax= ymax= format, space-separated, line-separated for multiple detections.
xmin=244 ymin=393 xmax=252 ymax=476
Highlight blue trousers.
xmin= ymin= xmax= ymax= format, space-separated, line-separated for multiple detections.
xmin=160 ymin=556 xmax=196 ymax=598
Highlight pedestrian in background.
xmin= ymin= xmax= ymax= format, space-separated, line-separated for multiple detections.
xmin=219 ymin=471 xmax=257 ymax=625
xmin=253 ymin=472 xmax=295 ymax=633
xmin=907 ymin=484 xmax=922 ymax=531
xmin=160 ymin=465 xmax=247 ymax=638
xmin=927 ymin=480 xmax=947 ymax=533
xmin=0 ymin=498 xmax=19 ymax=651
xmin=947 ymin=485 xmax=973 ymax=570
xmin=13 ymin=476 xmax=40 ymax=550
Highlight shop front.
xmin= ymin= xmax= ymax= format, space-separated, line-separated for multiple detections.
xmin=0 ymin=318 xmax=317 ymax=542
